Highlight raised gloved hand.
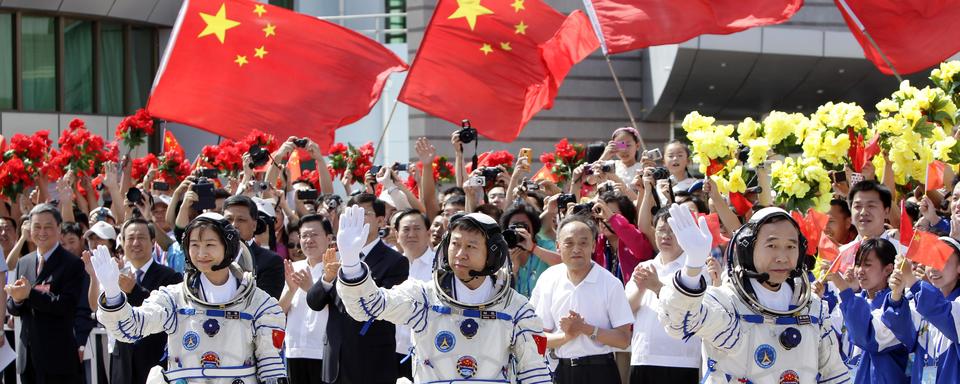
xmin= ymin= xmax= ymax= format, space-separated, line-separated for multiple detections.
xmin=337 ymin=205 xmax=370 ymax=275
xmin=666 ymin=204 xmax=713 ymax=269
xmin=91 ymin=245 xmax=122 ymax=300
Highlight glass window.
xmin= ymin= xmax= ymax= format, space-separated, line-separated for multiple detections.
xmin=20 ymin=15 xmax=56 ymax=111
xmin=385 ymin=0 xmax=406 ymax=43
xmin=99 ymin=22 xmax=124 ymax=115
xmin=64 ymin=19 xmax=93 ymax=113
xmin=0 ymin=14 xmax=13 ymax=109
xmin=269 ymin=0 xmax=293 ymax=9
xmin=129 ymin=26 xmax=154 ymax=113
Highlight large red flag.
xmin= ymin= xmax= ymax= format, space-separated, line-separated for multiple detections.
xmin=899 ymin=199 xmax=914 ymax=248
xmin=835 ymin=0 xmax=960 ymax=75
xmin=926 ymin=160 xmax=946 ymax=192
xmin=905 ymin=231 xmax=955 ymax=270
xmin=147 ymin=0 xmax=408 ymax=153
xmin=583 ymin=0 xmax=802 ymax=55
xmin=400 ymin=0 xmax=599 ymax=142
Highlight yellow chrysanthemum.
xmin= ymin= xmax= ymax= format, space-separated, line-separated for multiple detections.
xmin=737 ymin=117 xmax=760 ymax=141
xmin=876 ymin=98 xmax=899 ymax=118
xmin=874 ymin=116 xmax=906 ymax=136
xmin=728 ymin=166 xmax=747 ymax=194
xmin=934 ymin=137 xmax=957 ymax=161
xmin=894 ymin=80 xmax=918 ymax=101
xmin=746 ymin=137 xmax=770 ymax=168
xmin=814 ymin=102 xmax=868 ymax=133
xmin=931 ymin=61 xmax=960 ymax=83
xmin=681 ymin=111 xmax=716 ymax=133
xmin=899 ymin=99 xmax=923 ymax=123
xmin=763 ymin=111 xmax=803 ymax=146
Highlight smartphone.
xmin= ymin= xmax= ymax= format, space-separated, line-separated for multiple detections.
xmin=519 ymin=148 xmax=532 ymax=164
xmin=192 ymin=181 xmax=216 ymax=211
xmin=296 ymin=189 xmax=319 ymax=201
xmin=830 ymin=171 xmax=847 ymax=183
xmin=152 ymin=181 xmax=170 ymax=191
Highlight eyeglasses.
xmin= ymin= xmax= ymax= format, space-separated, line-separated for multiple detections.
xmin=300 ymin=232 xmax=324 ymax=240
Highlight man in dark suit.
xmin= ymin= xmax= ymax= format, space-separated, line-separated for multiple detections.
xmin=223 ymin=195 xmax=284 ymax=298
xmin=307 ymin=193 xmax=409 ymax=384
xmin=109 ymin=218 xmax=183 ymax=384
xmin=4 ymin=204 xmax=85 ymax=384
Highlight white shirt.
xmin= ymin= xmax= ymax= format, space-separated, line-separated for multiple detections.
xmin=284 ymin=260 xmax=329 ymax=360
xmin=397 ymin=247 xmax=436 ymax=354
xmin=531 ymin=262 xmax=634 ymax=358
xmin=361 ymin=238 xmax=381 ymax=259
xmin=200 ymin=273 xmax=239 ymax=304
xmin=749 ymin=278 xmax=793 ymax=312
xmin=615 ymin=161 xmax=642 ymax=185
xmin=452 ymin=277 xmax=494 ymax=305
xmin=672 ymin=176 xmax=697 ymax=194
xmin=125 ymin=257 xmax=153 ymax=281
xmin=627 ymin=253 xmax=701 ymax=368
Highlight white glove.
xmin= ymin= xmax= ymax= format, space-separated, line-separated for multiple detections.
xmin=90 ymin=245 xmax=122 ymax=300
xmin=337 ymin=205 xmax=370 ymax=277
xmin=666 ymin=204 xmax=713 ymax=269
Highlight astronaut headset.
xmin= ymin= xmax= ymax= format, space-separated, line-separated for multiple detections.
xmin=725 ymin=207 xmax=811 ymax=317
xmin=183 ymin=212 xmax=242 ymax=272
xmin=433 ymin=212 xmax=514 ymax=309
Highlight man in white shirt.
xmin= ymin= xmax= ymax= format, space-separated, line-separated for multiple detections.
xmin=531 ymin=214 xmax=633 ymax=384
xmin=280 ymin=214 xmax=332 ymax=384
xmin=625 ymin=209 xmax=701 ymax=383
xmin=393 ymin=208 xmax=436 ymax=379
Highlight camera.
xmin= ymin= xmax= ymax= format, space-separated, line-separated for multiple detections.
xmin=598 ymin=183 xmax=615 ymax=195
xmin=152 ymin=181 xmax=169 ymax=191
xmin=456 ymin=119 xmax=477 ymax=144
xmin=393 ymin=162 xmax=409 ymax=172
xmin=557 ymin=193 xmax=577 ymax=209
xmin=572 ymin=201 xmax=596 ymax=216
xmin=248 ymin=144 xmax=270 ymax=168
xmin=522 ymin=180 xmax=539 ymax=191
xmin=293 ymin=138 xmax=309 ymax=148
xmin=378 ymin=227 xmax=390 ymax=238
xmin=465 ymin=175 xmax=485 ymax=188
xmin=480 ymin=167 xmax=502 ymax=181
xmin=502 ymin=226 xmax=523 ymax=249
xmin=296 ymin=189 xmax=319 ymax=201
xmin=254 ymin=181 xmax=269 ymax=193
xmin=651 ymin=166 xmax=670 ymax=181
xmin=126 ymin=187 xmax=143 ymax=204
xmin=830 ymin=171 xmax=846 ymax=183
xmin=644 ymin=148 xmax=663 ymax=161
xmin=600 ymin=161 xmax=615 ymax=173
xmin=368 ymin=165 xmax=383 ymax=176
xmin=191 ymin=178 xmax=216 ymax=211
xmin=323 ymin=194 xmax=342 ymax=209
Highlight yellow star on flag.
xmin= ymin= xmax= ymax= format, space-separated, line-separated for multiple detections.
xmin=480 ymin=43 xmax=493 ymax=55
xmin=500 ymin=42 xmax=512 ymax=51
xmin=511 ymin=0 xmax=525 ymax=12
xmin=198 ymin=3 xmax=241 ymax=44
xmin=234 ymin=55 xmax=248 ymax=66
xmin=253 ymin=4 xmax=266 ymax=17
xmin=263 ymin=23 xmax=276 ymax=37
xmin=254 ymin=46 xmax=268 ymax=59
xmin=448 ymin=0 xmax=494 ymax=30
xmin=514 ymin=21 xmax=527 ymax=35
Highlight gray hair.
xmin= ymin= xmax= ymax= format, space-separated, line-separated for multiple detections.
xmin=29 ymin=203 xmax=63 ymax=225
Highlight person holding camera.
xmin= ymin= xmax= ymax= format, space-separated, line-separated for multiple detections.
xmin=600 ymin=127 xmax=646 ymax=187
xmin=334 ymin=205 xmax=549 ymax=382
xmin=662 ymin=140 xmax=697 ymax=194
xmin=530 ymin=214 xmax=633 ymax=384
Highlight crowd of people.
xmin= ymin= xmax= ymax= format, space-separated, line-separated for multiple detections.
xmin=0 ymin=122 xmax=958 ymax=384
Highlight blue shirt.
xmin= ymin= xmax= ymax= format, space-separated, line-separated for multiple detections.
xmin=838 ymin=287 xmax=910 ymax=384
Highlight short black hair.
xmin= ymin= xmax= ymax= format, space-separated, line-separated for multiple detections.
xmin=500 ymin=204 xmax=542 ymax=236
xmin=0 ymin=217 xmax=18 ymax=233
xmin=600 ymin=193 xmax=638 ymax=226
xmin=214 ymin=188 xmax=232 ymax=200
xmin=346 ymin=193 xmax=386 ymax=217
xmin=121 ymin=217 xmax=156 ymax=240
xmin=856 ymin=238 xmax=898 ymax=267
xmin=830 ymin=199 xmax=851 ymax=217
xmin=298 ymin=214 xmax=333 ymax=236
xmin=29 ymin=204 xmax=63 ymax=225
xmin=474 ymin=204 xmax=503 ymax=220
xmin=652 ymin=206 xmax=672 ymax=228
xmin=848 ymin=180 xmax=893 ymax=209
xmin=441 ymin=186 xmax=465 ymax=199
xmin=444 ymin=195 xmax=466 ymax=209
xmin=60 ymin=222 xmax=83 ymax=238
xmin=393 ymin=208 xmax=430 ymax=230
xmin=223 ymin=195 xmax=259 ymax=219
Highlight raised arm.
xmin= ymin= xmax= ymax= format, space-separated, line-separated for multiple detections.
xmin=415 ymin=138 xmax=440 ymax=220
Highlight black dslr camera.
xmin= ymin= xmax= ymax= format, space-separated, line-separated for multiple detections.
xmin=651 ymin=166 xmax=671 ymax=181
xmin=557 ymin=193 xmax=577 ymax=210
xmin=248 ymin=144 xmax=270 ymax=168
xmin=456 ymin=119 xmax=477 ymax=144
xmin=293 ymin=138 xmax=309 ymax=148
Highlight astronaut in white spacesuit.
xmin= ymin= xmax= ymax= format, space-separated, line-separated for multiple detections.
xmin=658 ymin=204 xmax=850 ymax=384
xmin=93 ymin=212 xmax=287 ymax=384
xmin=334 ymin=205 xmax=550 ymax=383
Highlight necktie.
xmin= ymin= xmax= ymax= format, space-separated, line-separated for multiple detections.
xmin=136 ymin=269 xmax=144 ymax=284
xmin=36 ymin=255 xmax=44 ymax=277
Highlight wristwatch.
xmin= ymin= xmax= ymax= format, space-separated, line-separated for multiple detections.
xmin=589 ymin=326 xmax=599 ymax=341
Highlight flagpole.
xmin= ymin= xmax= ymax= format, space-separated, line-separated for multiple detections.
xmin=373 ymin=98 xmax=401 ymax=163
xmin=836 ymin=0 xmax=903 ymax=83
xmin=604 ymin=55 xmax=647 ymax=151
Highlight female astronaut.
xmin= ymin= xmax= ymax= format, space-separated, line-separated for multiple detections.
xmin=92 ymin=213 xmax=287 ymax=384
xmin=659 ymin=204 xmax=850 ymax=383
xmin=334 ymin=205 xmax=550 ymax=383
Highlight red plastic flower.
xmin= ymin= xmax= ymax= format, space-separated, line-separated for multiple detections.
xmin=49 ymin=119 xmax=118 ymax=178
xmin=116 ymin=109 xmax=154 ymax=151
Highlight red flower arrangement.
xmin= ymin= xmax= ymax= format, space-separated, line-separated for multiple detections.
xmin=467 ymin=150 xmax=514 ymax=174
xmin=48 ymin=118 xmax=119 ymax=178
xmin=157 ymin=150 xmax=192 ymax=184
xmin=326 ymin=142 xmax=349 ymax=178
xmin=537 ymin=138 xmax=585 ymax=184
xmin=242 ymin=130 xmax=280 ymax=154
xmin=403 ymin=156 xmax=457 ymax=198
xmin=345 ymin=142 xmax=374 ymax=182
xmin=200 ymin=140 xmax=245 ymax=176
xmin=115 ymin=108 xmax=154 ymax=152
xmin=131 ymin=154 xmax=160 ymax=181
xmin=0 ymin=131 xmax=55 ymax=199
xmin=0 ymin=157 xmax=33 ymax=199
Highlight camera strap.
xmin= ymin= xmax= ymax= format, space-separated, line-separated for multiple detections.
xmin=470 ymin=140 xmax=478 ymax=174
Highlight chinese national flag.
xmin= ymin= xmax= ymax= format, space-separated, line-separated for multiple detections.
xmin=905 ymin=231 xmax=954 ymax=270
xmin=163 ymin=130 xmax=185 ymax=158
xmin=899 ymin=199 xmax=914 ymax=248
xmin=818 ymin=235 xmax=840 ymax=263
xmin=287 ymin=149 xmax=302 ymax=181
xmin=926 ymin=160 xmax=946 ymax=192
xmin=835 ymin=0 xmax=960 ymax=75
xmin=400 ymin=0 xmax=599 ymax=142
xmin=583 ymin=0 xmax=802 ymax=55
xmin=829 ymin=241 xmax=860 ymax=274
xmin=147 ymin=0 xmax=408 ymax=153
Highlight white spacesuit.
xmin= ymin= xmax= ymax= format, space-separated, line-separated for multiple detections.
xmin=334 ymin=208 xmax=551 ymax=383
xmin=95 ymin=213 xmax=288 ymax=384
xmin=658 ymin=205 xmax=851 ymax=384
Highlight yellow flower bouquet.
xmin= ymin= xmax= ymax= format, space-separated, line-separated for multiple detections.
xmin=803 ymin=102 xmax=868 ymax=171
xmin=770 ymin=156 xmax=832 ymax=213
xmin=931 ymin=60 xmax=960 ymax=108
xmin=681 ymin=111 xmax=739 ymax=177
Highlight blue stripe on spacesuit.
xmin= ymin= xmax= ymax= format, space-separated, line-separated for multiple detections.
xmin=818 ymin=371 xmax=849 ymax=383
xmin=163 ymin=292 xmax=178 ymax=333
xmin=403 ymin=288 xmax=430 ymax=333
